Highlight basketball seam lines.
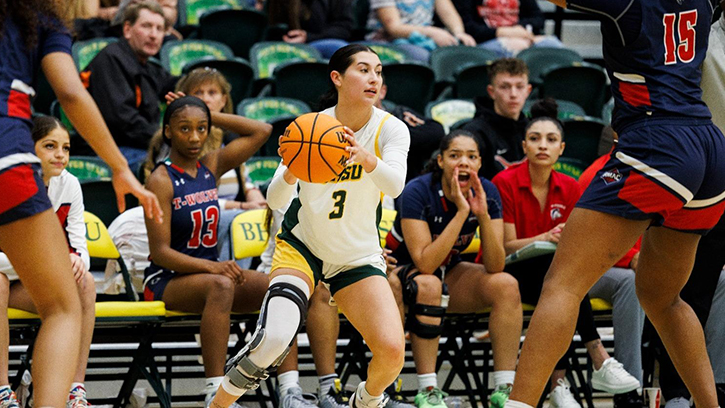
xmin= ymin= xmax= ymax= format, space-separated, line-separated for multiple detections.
xmin=308 ymin=113 xmax=318 ymax=182
xmin=317 ymin=125 xmax=346 ymax=177
xmin=287 ymin=120 xmax=306 ymax=169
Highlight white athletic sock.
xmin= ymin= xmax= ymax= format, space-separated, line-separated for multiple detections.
xmin=417 ymin=373 xmax=438 ymax=392
xmin=357 ymin=381 xmax=384 ymax=407
xmin=493 ymin=371 xmax=516 ymax=388
xmin=69 ymin=383 xmax=84 ymax=391
xmin=247 ymin=275 xmax=310 ymax=369
xmin=505 ymin=399 xmax=534 ymax=408
xmin=205 ymin=376 xmax=224 ymax=395
xmin=319 ymin=373 xmax=338 ymax=395
xmin=278 ymin=370 xmax=300 ymax=397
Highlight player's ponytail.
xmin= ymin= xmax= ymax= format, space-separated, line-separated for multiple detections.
xmin=317 ymin=44 xmax=379 ymax=110
xmin=526 ymin=98 xmax=564 ymax=139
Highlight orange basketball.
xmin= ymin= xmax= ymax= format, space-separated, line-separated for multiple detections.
xmin=279 ymin=113 xmax=350 ymax=183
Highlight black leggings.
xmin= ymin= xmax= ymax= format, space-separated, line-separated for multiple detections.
xmin=507 ymin=253 xmax=601 ymax=370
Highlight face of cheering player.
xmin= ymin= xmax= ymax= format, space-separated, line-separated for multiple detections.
xmin=191 ymin=81 xmax=228 ymax=113
xmin=331 ymin=51 xmax=383 ymax=107
xmin=437 ymin=135 xmax=482 ymax=196
xmin=165 ymin=106 xmax=209 ymax=161
xmin=522 ymin=119 xmax=565 ymax=168
xmin=124 ymin=8 xmax=166 ymax=62
xmin=488 ymin=72 xmax=532 ymax=121
xmin=34 ymin=125 xmax=71 ymax=185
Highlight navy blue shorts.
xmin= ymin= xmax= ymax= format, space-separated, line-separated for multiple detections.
xmin=143 ymin=269 xmax=175 ymax=301
xmin=0 ymin=163 xmax=53 ymax=226
xmin=577 ymin=118 xmax=725 ymax=234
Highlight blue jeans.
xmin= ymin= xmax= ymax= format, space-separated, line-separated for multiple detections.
xmin=309 ymin=39 xmax=349 ymax=59
xmin=118 ymin=146 xmax=148 ymax=174
xmin=479 ymin=35 xmax=564 ymax=58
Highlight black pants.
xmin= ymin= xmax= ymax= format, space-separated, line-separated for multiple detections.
xmin=646 ymin=213 xmax=725 ymax=404
xmin=507 ymin=253 xmax=601 ymax=370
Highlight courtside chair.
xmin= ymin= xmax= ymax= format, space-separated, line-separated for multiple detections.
xmin=272 ymin=60 xmax=331 ymax=109
xmin=429 ymin=46 xmax=498 ymax=97
xmin=517 ymin=47 xmax=583 ymax=86
xmin=198 ymin=8 xmax=267 ymax=59
xmin=359 ymin=42 xmax=414 ymax=64
xmin=160 ymin=39 xmax=234 ymax=76
xmin=540 ymin=62 xmax=609 ymax=118
xmin=72 ymin=37 xmax=118 ymax=71
xmin=454 ymin=63 xmax=492 ymax=99
xmin=562 ymin=116 xmax=607 ymax=166
xmin=231 ymin=209 xmax=269 ymax=260
xmin=380 ymin=62 xmax=435 ymax=114
xmin=183 ymin=58 xmax=255 ymax=106
xmin=178 ymin=0 xmax=242 ymax=26
xmin=425 ymin=99 xmax=476 ymax=133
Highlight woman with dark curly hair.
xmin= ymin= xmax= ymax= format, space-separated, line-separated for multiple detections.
xmin=0 ymin=1 xmax=162 ymax=406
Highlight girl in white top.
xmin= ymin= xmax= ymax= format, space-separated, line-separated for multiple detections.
xmin=212 ymin=44 xmax=410 ymax=408
xmin=0 ymin=116 xmax=96 ymax=408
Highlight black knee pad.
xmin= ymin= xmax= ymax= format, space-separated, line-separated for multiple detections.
xmin=401 ymin=269 xmax=448 ymax=339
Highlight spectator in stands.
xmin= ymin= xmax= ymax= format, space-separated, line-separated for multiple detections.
xmin=452 ymin=0 xmax=563 ymax=57
xmin=0 ymin=117 xmax=96 ymax=408
xmin=366 ymin=0 xmax=477 ymax=62
xmin=462 ymin=58 xmax=531 ymax=179
xmin=84 ymin=1 xmax=177 ymax=169
xmin=373 ymin=76 xmax=445 ymax=182
xmin=267 ymin=0 xmax=354 ymax=59
xmin=143 ymin=94 xmax=271 ymax=408
xmin=112 ymin=0 xmax=182 ymax=40
xmin=489 ymin=100 xmax=640 ymax=408
xmin=385 ymin=129 xmax=522 ymax=408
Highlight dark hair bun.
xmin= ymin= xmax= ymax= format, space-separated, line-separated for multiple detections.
xmin=530 ymin=97 xmax=559 ymax=121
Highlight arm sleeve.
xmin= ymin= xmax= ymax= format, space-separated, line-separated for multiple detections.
xmin=266 ymin=164 xmax=298 ymax=210
xmin=86 ymin=54 xmax=159 ymax=149
xmin=399 ymin=181 xmax=428 ymax=221
xmin=367 ymin=116 xmax=410 ymax=198
xmin=40 ymin=24 xmax=72 ymax=58
xmin=453 ymin=0 xmax=498 ymax=42
xmin=64 ymin=176 xmax=90 ymax=270
xmin=482 ymin=179 xmax=503 ymax=220
xmin=307 ymin=0 xmax=354 ymax=42
xmin=518 ymin=0 xmax=545 ymax=34
xmin=566 ymin=0 xmax=634 ymax=19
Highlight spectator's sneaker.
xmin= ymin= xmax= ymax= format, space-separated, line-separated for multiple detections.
xmin=320 ymin=379 xmax=352 ymax=408
xmin=613 ymin=390 xmax=643 ymax=408
xmin=67 ymin=385 xmax=91 ymax=408
xmin=549 ymin=379 xmax=581 ymax=408
xmin=350 ymin=383 xmax=389 ymax=408
xmin=280 ymin=386 xmax=319 ymax=408
xmin=413 ymin=387 xmax=448 ymax=408
xmin=384 ymin=379 xmax=415 ymax=408
xmin=664 ymin=397 xmax=691 ymax=408
xmin=0 ymin=387 xmax=19 ymax=408
xmin=489 ymin=384 xmax=512 ymax=408
xmin=591 ymin=358 xmax=641 ymax=394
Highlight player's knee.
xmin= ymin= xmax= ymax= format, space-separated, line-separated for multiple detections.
xmin=206 ymin=275 xmax=236 ymax=304
xmin=489 ymin=272 xmax=521 ymax=306
xmin=373 ymin=336 xmax=405 ymax=371
xmin=635 ymin=283 xmax=673 ymax=315
xmin=413 ymin=273 xmax=443 ymax=303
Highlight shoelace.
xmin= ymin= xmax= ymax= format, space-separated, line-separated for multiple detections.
xmin=424 ymin=388 xmax=447 ymax=405
xmin=0 ymin=389 xmax=20 ymax=408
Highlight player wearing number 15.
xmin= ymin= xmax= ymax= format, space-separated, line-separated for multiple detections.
xmin=209 ymin=44 xmax=411 ymax=408
xmin=504 ymin=0 xmax=725 ymax=408
xmin=143 ymin=96 xmax=273 ymax=402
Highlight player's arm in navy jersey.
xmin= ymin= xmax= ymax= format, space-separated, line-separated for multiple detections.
xmin=144 ymin=167 xmax=243 ymax=282
xmin=201 ymin=112 xmax=272 ymax=182
xmin=545 ymin=0 xmax=642 ymax=46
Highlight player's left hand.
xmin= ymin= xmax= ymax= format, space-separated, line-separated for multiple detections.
xmin=69 ymin=253 xmax=87 ymax=285
xmin=467 ymin=174 xmax=489 ymax=218
xmin=344 ymin=127 xmax=377 ymax=171
xmin=383 ymin=248 xmax=398 ymax=275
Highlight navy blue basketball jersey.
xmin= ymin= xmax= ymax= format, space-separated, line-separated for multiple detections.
xmin=567 ymin=0 xmax=716 ymax=131
xmin=148 ymin=160 xmax=220 ymax=271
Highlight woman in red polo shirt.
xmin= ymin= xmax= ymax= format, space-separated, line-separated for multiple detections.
xmin=489 ymin=100 xmax=640 ymax=408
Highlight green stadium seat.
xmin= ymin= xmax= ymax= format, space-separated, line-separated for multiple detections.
xmin=429 ymin=46 xmax=498 ymax=90
xmin=517 ymin=47 xmax=583 ymax=85
xmin=66 ymin=156 xmax=113 ymax=182
xmin=237 ymin=97 xmax=311 ymax=122
xmin=183 ymin=58 xmax=254 ymax=106
xmin=381 ymin=62 xmax=435 ymax=113
xmin=160 ymin=39 xmax=234 ymax=76
xmin=562 ymin=116 xmax=606 ymax=166
xmin=523 ymin=99 xmax=587 ymax=120
xmin=553 ymin=157 xmax=588 ymax=180
xmin=250 ymin=42 xmax=322 ymax=80
xmin=198 ymin=8 xmax=267 ymax=59
xmin=540 ymin=62 xmax=608 ymax=118
xmin=273 ymin=61 xmax=330 ymax=109
xmin=425 ymin=99 xmax=476 ymax=133
xmin=360 ymin=42 xmax=414 ymax=63
xmin=179 ymin=0 xmax=242 ymax=26
xmin=72 ymin=37 xmax=118 ymax=71
xmin=454 ymin=63 xmax=492 ymax=99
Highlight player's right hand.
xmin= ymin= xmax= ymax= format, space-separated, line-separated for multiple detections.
xmin=451 ymin=167 xmax=471 ymax=213
xmin=112 ymin=167 xmax=164 ymax=224
xmin=209 ymin=260 xmax=246 ymax=285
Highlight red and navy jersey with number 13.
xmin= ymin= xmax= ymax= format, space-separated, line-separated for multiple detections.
xmin=151 ymin=160 xmax=220 ymax=270
xmin=567 ymin=0 xmax=716 ymax=131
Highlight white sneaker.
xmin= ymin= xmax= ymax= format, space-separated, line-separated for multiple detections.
xmin=664 ymin=397 xmax=691 ymax=408
xmin=591 ymin=358 xmax=641 ymax=394
xmin=549 ymin=379 xmax=582 ymax=408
